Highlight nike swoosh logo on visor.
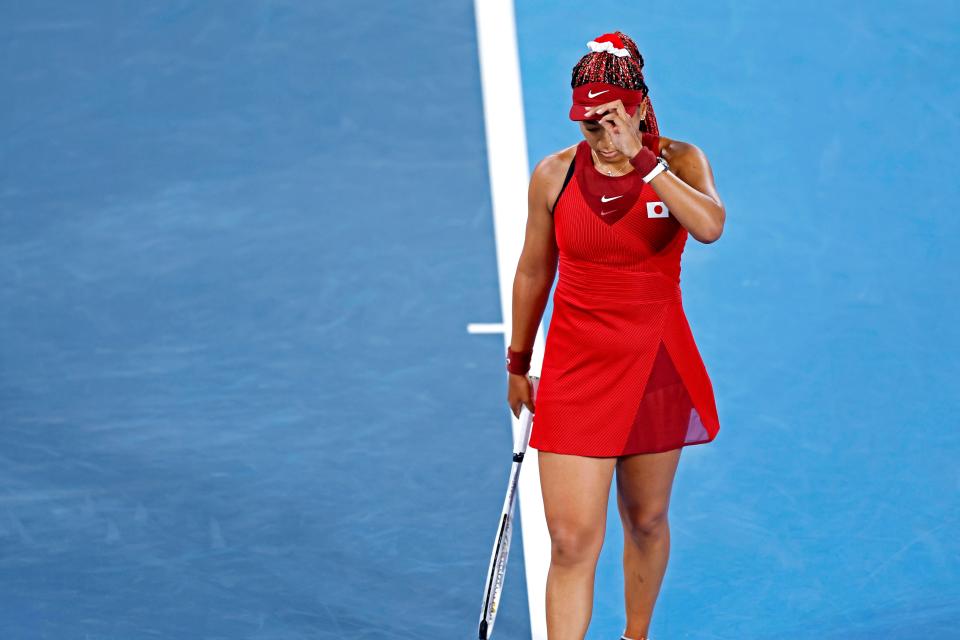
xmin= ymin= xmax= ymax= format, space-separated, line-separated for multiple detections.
xmin=588 ymin=89 xmax=609 ymax=98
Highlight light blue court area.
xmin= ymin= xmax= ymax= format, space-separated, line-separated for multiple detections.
xmin=515 ymin=2 xmax=960 ymax=638
xmin=1 ymin=2 xmax=958 ymax=639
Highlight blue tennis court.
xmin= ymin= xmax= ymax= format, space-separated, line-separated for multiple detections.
xmin=1 ymin=2 xmax=957 ymax=638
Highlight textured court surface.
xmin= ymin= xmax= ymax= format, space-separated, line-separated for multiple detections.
xmin=1 ymin=2 xmax=958 ymax=638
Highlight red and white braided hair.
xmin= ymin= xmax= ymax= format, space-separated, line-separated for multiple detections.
xmin=571 ymin=31 xmax=659 ymax=136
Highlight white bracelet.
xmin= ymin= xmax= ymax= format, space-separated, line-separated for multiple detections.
xmin=642 ymin=157 xmax=669 ymax=183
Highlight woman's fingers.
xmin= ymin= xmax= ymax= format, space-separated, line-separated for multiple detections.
xmin=507 ymin=376 xmax=536 ymax=417
xmin=591 ymin=100 xmax=628 ymax=126
xmin=584 ymin=99 xmax=622 ymax=118
xmin=600 ymin=109 xmax=629 ymax=133
xmin=590 ymin=99 xmax=643 ymax=157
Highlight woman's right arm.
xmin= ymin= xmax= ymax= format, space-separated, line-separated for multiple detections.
xmin=506 ymin=155 xmax=562 ymax=417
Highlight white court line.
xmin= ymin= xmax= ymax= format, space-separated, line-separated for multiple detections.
xmin=473 ymin=1 xmax=549 ymax=638
xmin=467 ymin=322 xmax=505 ymax=334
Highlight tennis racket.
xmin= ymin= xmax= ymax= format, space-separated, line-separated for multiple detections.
xmin=478 ymin=375 xmax=538 ymax=640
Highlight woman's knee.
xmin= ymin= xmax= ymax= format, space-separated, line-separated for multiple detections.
xmin=547 ymin=521 xmax=604 ymax=565
xmin=621 ymin=504 xmax=669 ymax=542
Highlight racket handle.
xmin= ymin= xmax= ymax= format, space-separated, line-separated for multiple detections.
xmin=514 ymin=385 xmax=536 ymax=455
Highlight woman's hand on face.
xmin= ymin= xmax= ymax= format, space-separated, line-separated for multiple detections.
xmin=583 ymin=99 xmax=644 ymax=159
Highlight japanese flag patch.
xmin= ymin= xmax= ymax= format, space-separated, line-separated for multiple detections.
xmin=647 ymin=201 xmax=670 ymax=218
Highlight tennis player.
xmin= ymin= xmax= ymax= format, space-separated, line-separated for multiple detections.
xmin=506 ymin=31 xmax=725 ymax=640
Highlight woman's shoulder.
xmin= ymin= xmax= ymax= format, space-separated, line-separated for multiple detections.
xmin=535 ymin=142 xmax=579 ymax=176
xmin=661 ymin=130 xmax=720 ymax=202
xmin=530 ymin=143 xmax=579 ymax=202
xmin=656 ymin=133 xmax=703 ymax=165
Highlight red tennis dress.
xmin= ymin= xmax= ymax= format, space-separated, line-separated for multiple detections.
xmin=528 ymin=132 xmax=721 ymax=456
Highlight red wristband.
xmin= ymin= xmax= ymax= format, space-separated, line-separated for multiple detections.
xmin=506 ymin=346 xmax=533 ymax=375
xmin=628 ymin=146 xmax=658 ymax=176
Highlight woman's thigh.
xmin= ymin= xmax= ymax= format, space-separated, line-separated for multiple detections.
xmin=538 ymin=451 xmax=617 ymax=558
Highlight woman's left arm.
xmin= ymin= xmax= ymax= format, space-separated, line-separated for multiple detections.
xmin=649 ymin=141 xmax=725 ymax=243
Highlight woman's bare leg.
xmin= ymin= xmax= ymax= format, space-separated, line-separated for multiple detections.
xmin=538 ymin=450 xmax=617 ymax=640
xmin=615 ymin=447 xmax=682 ymax=639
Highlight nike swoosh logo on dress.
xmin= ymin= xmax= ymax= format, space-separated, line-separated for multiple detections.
xmin=601 ymin=195 xmax=623 ymax=202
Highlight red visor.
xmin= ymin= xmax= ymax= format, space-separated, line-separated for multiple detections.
xmin=569 ymin=81 xmax=645 ymax=121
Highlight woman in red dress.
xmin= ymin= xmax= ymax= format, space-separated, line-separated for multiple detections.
xmin=505 ymin=32 xmax=725 ymax=640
